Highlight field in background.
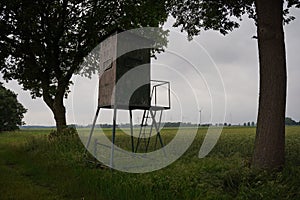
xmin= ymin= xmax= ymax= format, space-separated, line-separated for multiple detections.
xmin=0 ymin=127 xmax=299 ymax=199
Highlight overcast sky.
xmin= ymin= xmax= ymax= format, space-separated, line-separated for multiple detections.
xmin=1 ymin=10 xmax=300 ymax=126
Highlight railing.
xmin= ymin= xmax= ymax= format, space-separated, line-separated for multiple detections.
xmin=150 ymin=80 xmax=170 ymax=109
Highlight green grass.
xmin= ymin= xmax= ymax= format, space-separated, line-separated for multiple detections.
xmin=0 ymin=127 xmax=300 ymax=199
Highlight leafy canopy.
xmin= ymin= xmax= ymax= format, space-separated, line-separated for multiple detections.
xmin=0 ymin=0 xmax=168 ymax=101
xmin=168 ymin=0 xmax=300 ymax=39
xmin=0 ymin=83 xmax=27 ymax=132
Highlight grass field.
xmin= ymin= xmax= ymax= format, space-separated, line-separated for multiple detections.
xmin=0 ymin=127 xmax=300 ymax=199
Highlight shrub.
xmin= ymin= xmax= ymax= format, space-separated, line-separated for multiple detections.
xmin=0 ymin=83 xmax=27 ymax=132
xmin=48 ymin=126 xmax=78 ymax=140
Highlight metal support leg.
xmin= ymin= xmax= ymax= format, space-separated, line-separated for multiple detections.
xmin=110 ymin=107 xmax=117 ymax=168
xmin=85 ymin=106 xmax=101 ymax=151
xmin=145 ymin=118 xmax=154 ymax=152
xmin=156 ymin=110 xmax=164 ymax=149
xmin=94 ymin=138 xmax=98 ymax=157
xmin=150 ymin=109 xmax=164 ymax=149
xmin=135 ymin=110 xmax=147 ymax=152
xmin=129 ymin=110 xmax=134 ymax=152
xmin=145 ymin=109 xmax=157 ymax=152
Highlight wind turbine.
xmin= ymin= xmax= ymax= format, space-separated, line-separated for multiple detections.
xmin=199 ymin=108 xmax=203 ymax=126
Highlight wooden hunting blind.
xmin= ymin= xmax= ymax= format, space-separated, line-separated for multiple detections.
xmin=86 ymin=30 xmax=171 ymax=168
xmin=98 ymin=30 xmax=152 ymax=109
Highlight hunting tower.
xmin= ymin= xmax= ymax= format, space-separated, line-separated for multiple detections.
xmin=98 ymin=30 xmax=152 ymax=109
xmin=86 ymin=30 xmax=171 ymax=168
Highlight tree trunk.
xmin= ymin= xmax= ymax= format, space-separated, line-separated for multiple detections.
xmin=53 ymin=99 xmax=67 ymax=133
xmin=252 ymin=0 xmax=287 ymax=169
xmin=42 ymin=89 xmax=67 ymax=133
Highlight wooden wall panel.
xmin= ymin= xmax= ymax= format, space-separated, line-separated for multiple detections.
xmin=98 ymin=33 xmax=117 ymax=107
xmin=98 ymin=31 xmax=151 ymax=109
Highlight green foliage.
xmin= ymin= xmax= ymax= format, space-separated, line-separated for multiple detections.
xmin=168 ymin=0 xmax=300 ymax=39
xmin=0 ymin=83 xmax=27 ymax=132
xmin=285 ymin=117 xmax=298 ymax=125
xmin=168 ymin=0 xmax=255 ymax=37
xmin=0 ymin=0 xmax=168 ymax=130
xmin=0 ymin=0 xmax=168 ymax=98
xmin=48 ymin=126 xmax=77 ymax=140
xmin=0 ymin=127 xmax=300 ymax=199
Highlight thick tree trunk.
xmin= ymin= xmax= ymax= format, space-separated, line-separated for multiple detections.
xmin=43 ymin=89 xmax=67 ymax=133
xmin=53 ymin=100 xmax=67 ymax=133
xmin=252 ymin=0 xmax=287 ymax=169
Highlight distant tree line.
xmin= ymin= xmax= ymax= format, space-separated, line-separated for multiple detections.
xmin=21 ymin=117 xmax=300 ymax=129
xmin=82 ymin=122 xmax=199 ymax=128
xmin=243 ymin=122 xmax=256 ymax=127
xmin=241 ymin=118 xmax=300 ymax=127
xmin=285 ymin=117 xmax=300 ymax=126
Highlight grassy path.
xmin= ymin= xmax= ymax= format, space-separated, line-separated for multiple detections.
xmin=0 ymin=131 xmax=65 ymax=200
xmin=0 ymin=148 xmax=56 ymax=199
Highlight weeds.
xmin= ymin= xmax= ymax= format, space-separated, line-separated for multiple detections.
xmin=0 ymin=127 xmax=300 ymax=199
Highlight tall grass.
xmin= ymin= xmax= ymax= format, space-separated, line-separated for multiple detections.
xmin=0 ymin=126 xmax=300 ymax=199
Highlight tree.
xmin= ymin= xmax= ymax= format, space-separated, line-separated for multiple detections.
xmin=168 ymin=0 xmax=300 ymax=169
xmin=0 ymin=83 xmax=27 ymax=132
xmin=285 ymin=117 xmax=297 ymax=125
xmin=0 ymin=0 xmax=168 ymax=132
